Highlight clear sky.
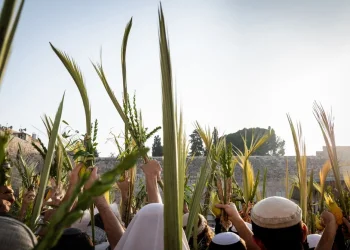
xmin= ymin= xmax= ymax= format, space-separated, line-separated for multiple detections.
xmin=1 ymin=0 xmax=350 ymax=156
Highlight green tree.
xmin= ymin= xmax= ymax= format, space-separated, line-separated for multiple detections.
xmin=152 ymin=135 xmax=163 ymax=157
xmin=225 ymin=127 xmax=285 ymax=156
xmin=189 ymin=130 xmax=204 ymax=156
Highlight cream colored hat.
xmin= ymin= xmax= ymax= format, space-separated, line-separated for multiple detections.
xmin=183 ymin=213 xmax=206 ymax=235
xmin=251 ymin=196 xmax=302 ymax=229
xmin=307 ymin=234 xmax=321 ymax=249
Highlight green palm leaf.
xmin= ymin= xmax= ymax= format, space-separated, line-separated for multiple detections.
xmin=0 ymin=0 xmax=25 ymax=86
xmin=159 ymin=4 xmax=183 ymax=249
xmin=31 ymin=93 xmax=65 ymax=229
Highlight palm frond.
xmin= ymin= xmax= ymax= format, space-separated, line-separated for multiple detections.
xmin=50 ymin=43 xmax=91 ymax=137
xmin=313 ymin=102 xmax=347 ymax=215
xmin=319 ymin=160 xmax=331 ymax=209
xmin=159 ymin=4 xmax=183 ymax=249
xmin=287 ymin=114 xmax=308 ymax=222
xmin=0 ymin=0 xmax=25 ymax=86
xmin=31 ymin=93 xmax=65 ymax=229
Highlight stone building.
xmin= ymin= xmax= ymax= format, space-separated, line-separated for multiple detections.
xmin=0 ymin=127 xmax=43 ymax=189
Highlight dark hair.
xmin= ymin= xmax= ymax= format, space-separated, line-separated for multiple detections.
xmin=88 ymin=213 xmax=104 ymax=230
xmin=50 ymin=228 xmax=94 ymax=250
xmin=186 ymin=215 xmax=215 ymax=250
xmin=252 ymin=221 xmax=305 ymax=250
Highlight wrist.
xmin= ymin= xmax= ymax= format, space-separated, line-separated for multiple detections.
xmin=145 ymin=174 xmax=158 ymax=181
xmin=94 ymin=196 xmax=107 ymax=207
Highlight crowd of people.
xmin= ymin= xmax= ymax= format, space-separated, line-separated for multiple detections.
xmin=0 ymin=159 xmax=350 ymax=250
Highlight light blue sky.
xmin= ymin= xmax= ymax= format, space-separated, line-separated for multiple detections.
xmin=1 ymin=0 xmax=350 ymax=156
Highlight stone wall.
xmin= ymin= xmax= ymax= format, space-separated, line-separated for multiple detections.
xmin=8 ymin=147 xmax=329 ymax=199
xmin=95 ymin=155 xmax=327 ymax=198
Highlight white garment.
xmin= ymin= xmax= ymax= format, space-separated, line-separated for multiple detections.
xmin=115 ymin=203 xmax=190 ymax=250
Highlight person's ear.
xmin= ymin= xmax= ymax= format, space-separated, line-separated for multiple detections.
xmin=253 ymin=235 xmax=266 ymax=250
xmin=301 ymin=223 xmax=308 ymax=242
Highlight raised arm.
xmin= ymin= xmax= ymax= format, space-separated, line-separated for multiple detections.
xmin=85 ymin=168 xmax=125 ymax=250
xmin=216 ymin=203 xmax=260 ymax=250
xmin=315 ymin=211 xmax=337 ymax=250
xmin=141 ymin=160 xmax=162 ymax=204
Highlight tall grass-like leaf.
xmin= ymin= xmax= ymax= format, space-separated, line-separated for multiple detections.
xmin=234 ymin=130 xmax=271 ymax=203
xmin=34 ymin=148 xmax=147 ymax=250
xmin=30 ymin=94 xmax=65 ymax=228
xmin=194 ymin=122 xmax=213 ymax=216
xmin=0 ymin=0 xmax=24 ymax=86
xmin=313 ymin=102 xmax=347 ymax=216
xmin=121 ymin=18 xmax=132 ymax=150
xmin=50 ymin=43 xmax=91 ymax=137
xmin=308 ymin=168 xmax=314 ymax=233
xmin=159 ymin=4 xmax=182 ymax=249
xmin=287 ymin=114 xmax=308 ymax=222
xmin=344 ymin=172 xmax=350 ymax=192
xmin=50 ymin=43 xmax=96 ymax=241
xmin=185 ymin=155 xmax=211 ymax=240
xmin=262 ymin=167 xmax=267 ymax=199
xmin=319 ymin=160 xmax=331 ymax=210
xmin=177 ymin=107 xmax=188 ymax=217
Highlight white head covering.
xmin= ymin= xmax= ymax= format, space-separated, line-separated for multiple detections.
xmin=251 ymin=196 xmax=302 ymax=229
xmin=230 ymin=222 xmax=252 ymax=233
xmin=183 ymin=213 xmax=206 ymax=235
xmin=115 ymin=203 xmax=190 ymax=250
xmin=307 ymin=234 xmax=321 ymax=249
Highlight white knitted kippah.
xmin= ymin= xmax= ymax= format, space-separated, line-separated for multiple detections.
xmin=251 ymin=196 xmax=302 ymax=229
xmin=307 ymin=234 xmax=321 ymax=248
xmin=212 ymin=232 xmax=241 ymax=245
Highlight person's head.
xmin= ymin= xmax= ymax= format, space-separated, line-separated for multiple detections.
xmin=307 ymin=234 xmax=321 ymax=250
xmin=0 ymin=216 xmax=37 ymax=249
xmin=251 ymin=196 xmax=307 ymax=250
xmin=51 ymin=228 xmax=94 ymax=250
xmin=183 ymin=213 xmax=215 ymax=248
xmin=208 ymin=232 xmax=247 ymax=250
xmin=87 ymin=213 xmax=107 ymax=244
xmin=116 ymin=203 xmax=190 ymax=250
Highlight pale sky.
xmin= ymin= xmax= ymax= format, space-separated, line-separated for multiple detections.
xmin=1 ymin=0 xmax=350 ymax=156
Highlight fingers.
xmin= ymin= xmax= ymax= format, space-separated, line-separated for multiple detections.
xmin=91 ymin=167 xmax=99 ymax=179
xmin=72 ymin=163 xmax=83 ymax=175
xmin=215 ymin=204 xmax=227 ymax=209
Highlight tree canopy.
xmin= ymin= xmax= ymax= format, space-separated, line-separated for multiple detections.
xmin=152 ymin=135 xmax=163 ymax=157
xmin=189 ymin=130 xmax=205 ymax=156
xmin=225 ymin=127 xmax=285 ymax=156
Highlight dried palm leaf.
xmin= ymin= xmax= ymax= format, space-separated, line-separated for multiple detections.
xmin=313 ymin=102 xmax=347 ymax=216
xmin=287 ymin=114 xmax=308 ymax=222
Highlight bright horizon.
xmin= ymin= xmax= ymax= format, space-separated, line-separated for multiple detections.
xmin=1 ymin=0 xmax=350 ymax=157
